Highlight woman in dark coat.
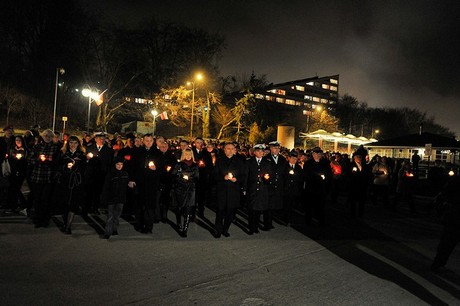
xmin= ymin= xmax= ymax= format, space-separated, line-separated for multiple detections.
xmin=7 ymin=136 xmax=29 ymax=213
xmin=55 ymin=136 xmax=86 ymax=234
xmin=171 ymin=148 xmax=199 ymax=237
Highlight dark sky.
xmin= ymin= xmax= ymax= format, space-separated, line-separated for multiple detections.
xmin=82 ymin=0 xmax=460 ymax=136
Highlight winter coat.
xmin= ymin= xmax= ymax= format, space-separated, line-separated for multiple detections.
xmin=171 ymin=161 xmax=199 ymax=209
xmin=246 ymin=157 xmax=272 ymax=211
xmin=212 ymin=155 xmax=247 ymax=210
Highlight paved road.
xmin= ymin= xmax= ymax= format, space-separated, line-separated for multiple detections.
xmin=1 ymin=197 xmax=459 ymax=306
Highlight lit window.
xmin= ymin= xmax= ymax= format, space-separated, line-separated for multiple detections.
xmin=255 ymin=94 xmax=264 ymax=99
xmin=276 ymin=97 xmax=285 ymax=103
xmin=313 ymin=97 xmax=320 ymax=102
xmin=296 ymin=101 xmax=302 ymax=106
xmin=306 ymin=81 xmax=314 ymax=86
xmin=330 ymin=79 xmax=338 ymax=84
xmin=304 ymin=95 xmax=313 ymax=100
xmin=321 ymin=99 xmax=328 ymax=104
xmin=265 ymin=96 xmax=273 ymax=101
xmin=286 ymin=99 xmax=295 ymax=105
xmin=330 ymin=86 xmax=338 ymax=91
xmin=295 ymin=85 xmax=305 ymax=91
xmin=275 ymin=89 xmax=286 ymax=95
xmin=322 ymin=84 xmax=330 ymax=90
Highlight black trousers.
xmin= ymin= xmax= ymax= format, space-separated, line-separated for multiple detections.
xmin=215 ymin=207 xmax=233 ymax=234
xmin=304 ymin=191 xmax=326 ymax=225
xmin=32 ymin=182 xmax=54 ymax=226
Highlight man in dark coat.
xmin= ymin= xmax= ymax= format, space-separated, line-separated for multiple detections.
xmin=128 ymin=134 xmax=164 ymax=234
xmin=264 ymin=141 xmax=288 ymax=230
xmin=246 ymin=144 xmax=273 ymax=234
xmin=303 ymin=147 xmax=332 ymax=226
xmin=212 ymin=142 xmax=247 ymax=238
xmin=346 ymin=154 xmax=371 ymax=218
xmin=158 ymin=141 xmax=177 ymax=222
xmin=283 ymin=151 xmax=303 ymax=225
xmin=84 ymin=132 xmax=113 ymax=215
xmin=192 ymin=137 xmax=213 ymax=217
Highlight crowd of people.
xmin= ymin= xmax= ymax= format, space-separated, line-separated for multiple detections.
xmin=1 ymin=124 xmax=459 ymax=270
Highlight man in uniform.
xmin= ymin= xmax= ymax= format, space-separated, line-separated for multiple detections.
xmin=303 ymin=147 xmax=332 ymax=226
xmin=246 ymin=144 xmax=272 ymax=234
xmin=283 ymin=151 xmax=303 ymax=226
xmin=264 ymin=141 xmax=288 ymax=230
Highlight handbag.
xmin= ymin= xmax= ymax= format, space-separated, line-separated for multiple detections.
xmin=2 ymin=159 xmax=11 ymax=177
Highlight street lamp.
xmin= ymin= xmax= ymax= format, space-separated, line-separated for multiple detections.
xmin=82 ymin=88 xmax=101 ymax=133
xmin=151 ymin=109 xmax=158 ymax=136
xmin=303 ymin=106 xmax=323 ymax=133
xmin=52 ymin=67 xmax=65 ymax=131
xmin=186 ymin=73 xmax=204 ymax=138
xmin=372 ymin=129 xmax=380 ymax=138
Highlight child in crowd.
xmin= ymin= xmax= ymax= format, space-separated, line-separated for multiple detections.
xmin=101 ymin=156 xmax=129 ymax=239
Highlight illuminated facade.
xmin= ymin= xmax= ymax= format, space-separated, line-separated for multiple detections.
xmin=254 ymin=75 xmax=339 ymax=112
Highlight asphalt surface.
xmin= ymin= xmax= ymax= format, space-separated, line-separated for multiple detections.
xmin=1 ymin=196 xmax=459 ymax=306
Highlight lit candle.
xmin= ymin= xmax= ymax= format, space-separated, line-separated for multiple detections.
xmin=228 ymin=173 xmax=233 ymax=179
xmin=263 ymin=173 xmax=270 ymax=180
xmin=16 ymin=153 xmax=23 ymax=160
xmin=406 ymin=172 xmax=414 ymax=177
xmin=148 ymin=161 xmax=155 ymax=168
xmin=289 ymin=169 xmax=294 ymax=175
xmin=166 ymin=165 xmax=172 ymax=172
xmin=87 ymin=152 xmax=94 ymax=159
xmin=320 ymin=174 xmax=325 ymax=180
xmin=124 ymin=155 xmax=131 ymax=161
xmin=183 ymin=174 xmax=189 ymax=180
xmin=448 ymin=170 xmax=455 ymax=176
xmin=199 ymin=160 xmax=205 ymax=167
xmin=352 ymin=167 xmax=358 ymax=172
xmin=67 ymin=162 xmax=74 ymax=169
xmin=39 ymin=154 xmax=46 ymax=162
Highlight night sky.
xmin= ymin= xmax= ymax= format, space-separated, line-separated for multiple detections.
xmin=81 ymin=0 xmax=460 ymax=136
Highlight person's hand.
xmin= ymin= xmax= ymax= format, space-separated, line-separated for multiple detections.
xmin=128 ymin=181 xmax=136 ymax=188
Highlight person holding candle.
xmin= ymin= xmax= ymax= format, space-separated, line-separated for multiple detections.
xmin=264 ymin=141 xmax=288 ymax=230
xmin=283 ymin=151 xmax=303 ymax=226
xmin=303 ymin=147 xmax=332 ymax=226
xmin=346 ymin=154 xmax=370 ymax=218
xmin=192 ymin=137 xmax=213 ymax=219
xmin=83 ymin=131 xmax=113 ymax=216
xmin=54 ymin=136 xmax=86 ymax=234
xmin=212 ymin=142 xmax=247 ymax=238
xmin=100 ymin=156 xmax=129 ymax=239
xmin=28 ymin=129 xmax=60 ymax=228
xmin=171 ymin=148 xmax=199 ymax=237
xmin=158 ymin=141 xmax=177 ymax=223
xmin=246 ymin=144 xmax=272 ymax=234
xmin=6 ymin=136 xmax=29 ymax=213
xmin=128 ymin=134 xmax=164 ymax=234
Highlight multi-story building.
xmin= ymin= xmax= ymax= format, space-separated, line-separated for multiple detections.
xmin=254 ymin=74 xmax=339 ymax=112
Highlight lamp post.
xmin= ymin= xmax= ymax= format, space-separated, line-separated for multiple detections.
xmin=186 ymin=73 xmax=203 ymax=138
xmin=372 ymin=129 xmax=380 ymax=138
xmin=82 ymin=88 xmax=101 ymax=133
xmin=151 ymin=109 xmax=158 ymax=136
xmin=52 ymin=68 xmax=65 ymax=131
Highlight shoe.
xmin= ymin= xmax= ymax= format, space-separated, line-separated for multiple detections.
xmin=34 ymin=224 xmax=41 ymax=228
xmin=141 ymin=228 xmax=152 ymax=234
xmin=248 ymin=231 xmax=254 ymax=235
xmin=254 ymin=229 xmax=260 ymax=234
xmin=222 ymin=232 xmax=230 ymax=238
xmin=180 ymin=230 xmax=188 ymax=238
xmin=64 ymin=228 xmax=72 ymax=235
xmin=101 ymin=234 xmax=110 ymax=239
xmin=215 ymin=232 xmax=221 ymax=239
xmin=19 ymin=209 xmax=28 ymax=216
xmin=112 ymin=231 xmax=118 ymax=236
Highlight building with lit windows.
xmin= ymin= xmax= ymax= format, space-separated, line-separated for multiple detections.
xmin=254 ymin=75 xmax=339 ymax=112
